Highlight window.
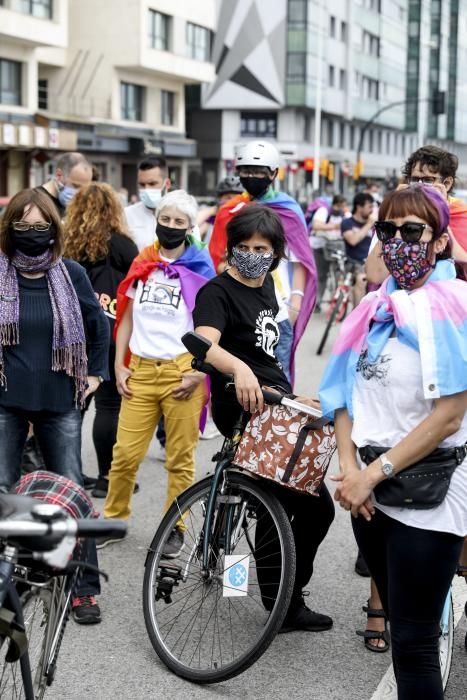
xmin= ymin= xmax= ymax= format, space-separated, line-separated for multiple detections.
xmin=327 ymin=120 xmax=334 ymax=147
xmin=363 ymin=30 xmax=380 ymax=57
xmin=120 ymin=82 xmax=144 ymax=121
xmin=339 ymin=122 xmax=345 ymax=148
xmin=161 ymin=89 xmax=175 ymax=126
xmin=186 ymin=22 xmax=211 ymax=61
xmin=0 ymin=58 xmax=21 ymax=105
xmin=362 ymin=76 xmax=379 ymax=100
xmin=240 ymin=112 xmax=277 ymax=138
xmin=377 ymin=130 xmax=382 ymax=153
xmin=340 ymin=21 xmax=347 ymax=42
xmin=330 ymin=15 xmax=336 ymax=38
xmin=386 ymin=131 xmax=391 ymax=153
xmin=287 ymin=53 xmax=306 ymax=80
xmin=288 ymin=0 xmax=307 ymax=28
xmin=38 ymin=78 xmax=47 ymax=109
xmin=328 ymin=65 xmax=335 ymax=87
xmin=349 ymin=124 xmax=355 ymax=149
xmin=368 ymin=129 xmax=374 ymax=153
xmin=14 ymin=0 xmax=52 ymax=18
xmin=148 ymin=10 xmax=170 ymax=50
xmin=339 ymin=68 xmax=346 ymax=90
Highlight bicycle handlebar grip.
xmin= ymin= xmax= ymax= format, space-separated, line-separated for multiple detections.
xmin=76 ymin=519 xmax=127 ymax=540
xmin=261 ymin=389 xmax=284 ymax=405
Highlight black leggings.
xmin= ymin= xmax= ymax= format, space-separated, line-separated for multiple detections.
xmin=352 ymin=509 xmax=463 ymax=700
xmin=83 ymin=353 xmax=121 ymax=479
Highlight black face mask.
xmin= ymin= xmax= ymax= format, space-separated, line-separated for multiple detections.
xmin=156 ymin=222 xmax=188 ymax=250
xmin=12 ymin=229 xmax=55 ymax=257
xmin=239 ymin=176 xmax=271 ymax=199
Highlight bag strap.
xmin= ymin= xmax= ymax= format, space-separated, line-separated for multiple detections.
xmin=282 ymin=422 xmax=315 ymax=484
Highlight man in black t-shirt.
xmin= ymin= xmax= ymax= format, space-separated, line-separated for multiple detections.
xmin=341 ymin=192 xmax=375 ymax=306
xmin=38 ymin=152 xmax=92 ymax=217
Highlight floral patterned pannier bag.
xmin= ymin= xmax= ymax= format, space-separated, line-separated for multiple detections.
xmin=233 ymin=403 xmax=337 ymax=495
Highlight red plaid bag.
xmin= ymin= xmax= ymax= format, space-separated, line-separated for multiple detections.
xmin=233 ymin=404 xmax=336 ymax=495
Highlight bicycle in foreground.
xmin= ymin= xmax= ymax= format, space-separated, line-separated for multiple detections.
xmin=142 ymin=332 xmax=327 ymax=684
xmin=0 ymin=494 xmax=126 ymax=699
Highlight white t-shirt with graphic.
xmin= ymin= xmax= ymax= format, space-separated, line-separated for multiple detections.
xmin=352 ymin=336 xmax=467 ymax=537
xmin=127 ymin=266 xmax=193 ymax=359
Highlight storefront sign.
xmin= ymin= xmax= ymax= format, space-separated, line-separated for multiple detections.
xmin=2 ymin=124 xmax=17 ymax=146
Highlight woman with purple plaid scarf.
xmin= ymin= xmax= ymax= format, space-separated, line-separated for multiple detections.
xmin=0 ymin=188 xmax=110 ymax=624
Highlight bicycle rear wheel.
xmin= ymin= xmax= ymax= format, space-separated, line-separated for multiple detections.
xmin=0 ymin=584 xmax=52 ymax=700
xmin=316 ymin=290 xmax=344 ymax=355
xmin=143 ymin=471 xmax=296 ymax=683
xmin=439 ymin=590 xmax=454 ymax=691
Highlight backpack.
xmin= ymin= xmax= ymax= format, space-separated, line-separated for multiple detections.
xmin=305 ymin=198 xmax=331 ymax=229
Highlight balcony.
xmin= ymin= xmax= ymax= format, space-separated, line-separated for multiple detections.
xmin=135 ymin=47 xmax=215 ymax=84
xmin=0 ymin=0 xmax=67 ymax=48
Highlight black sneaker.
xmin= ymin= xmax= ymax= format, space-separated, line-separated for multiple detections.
xmin=279 ymin=600 xmax=333 ymax=633
xmin=355 ymin=549 xmax=371 ymax=577
xmin=91 ymin=478 xmax=109 ymax=498
xmin=82 ymin=474 xmax=97 ymax=490
xmin=162 ymin=527 xmax=185 ymax=559
xmin=91 ymin=479 xmax=140 ymax=499
xmin=72 ymin=596 xmax=101 ymax=625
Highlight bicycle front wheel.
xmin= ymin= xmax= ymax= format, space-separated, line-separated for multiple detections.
xmin=143 ymin=471 xmax=296 ymax=683
xmin=0 ymin=584 xmax=52 ymax=700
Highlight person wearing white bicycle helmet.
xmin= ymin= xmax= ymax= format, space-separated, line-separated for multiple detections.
xmin=209 ymin=141 xmax=317 ymax=385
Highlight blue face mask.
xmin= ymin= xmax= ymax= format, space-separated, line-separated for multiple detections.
xmin=139 ymin=188 xmax=163 ymax=209
xmin=58 ymin=185 xmax=79 ymax=207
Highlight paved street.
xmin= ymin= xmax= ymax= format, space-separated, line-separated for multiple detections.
xmin=50 ymin=315 xmax=466 ymax=700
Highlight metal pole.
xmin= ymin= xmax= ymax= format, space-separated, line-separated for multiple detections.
xmin=312 ymin=0 xmax=324 ymax=192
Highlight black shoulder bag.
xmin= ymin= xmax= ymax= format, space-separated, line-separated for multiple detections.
xmin=359 ymin=444 xmax=466 ymax=510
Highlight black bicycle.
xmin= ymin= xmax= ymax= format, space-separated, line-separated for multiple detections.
xmin=0 ymin=494 xmax=126 ymax=699
xmin=143 ymin=332 xmax=325 ymax=684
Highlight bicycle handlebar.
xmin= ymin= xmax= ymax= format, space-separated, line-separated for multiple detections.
xmin=0 ymin=518 xmax=127 ymax=541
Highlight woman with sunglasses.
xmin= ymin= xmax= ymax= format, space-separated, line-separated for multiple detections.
xmin=0 ymin=188 xmax=110 ymax=623
xmin=320 ymin=185 xmax=466 ymax=699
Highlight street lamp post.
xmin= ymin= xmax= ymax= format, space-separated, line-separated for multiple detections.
xmin=355 ymin=97 xmax=433 ymax=184
xmin=312 ymin=1 xmax=324 ymax=192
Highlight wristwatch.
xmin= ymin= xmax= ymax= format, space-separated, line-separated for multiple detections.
xmin=380 ymin=453 xmax=395 ymax=479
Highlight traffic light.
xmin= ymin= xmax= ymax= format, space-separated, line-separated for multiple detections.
xmin=432 ymin=90 xmax=446 ymax=115
xmin=319 ymin=159 xmax=329 ymax=177
xmin=353 ymin=159 xmax=364 ymax=180
xmin=327 ymin=163 xmax=334 ymax=182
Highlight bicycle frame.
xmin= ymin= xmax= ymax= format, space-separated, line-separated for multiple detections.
xmin=199 ymin=421 xmax=244 ymax=574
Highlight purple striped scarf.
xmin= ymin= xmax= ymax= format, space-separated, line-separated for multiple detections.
xmin=0 ymin=250 xmax=88 ymax=407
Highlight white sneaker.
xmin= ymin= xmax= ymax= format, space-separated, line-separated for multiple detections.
xmin=200 ymin=417 xmax=221 ymax=440
xmin=153 ymin=443 xmax=166 ymax=462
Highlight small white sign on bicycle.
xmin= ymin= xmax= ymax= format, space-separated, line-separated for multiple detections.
xmin=223 ymin=555 xmax=249 ymax=597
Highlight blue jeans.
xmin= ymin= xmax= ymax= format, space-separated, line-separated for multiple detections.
xmin=0 ymin=405 xmax=100 ymax=596
xmin=275 ymin=319 xmax=293 ymax=383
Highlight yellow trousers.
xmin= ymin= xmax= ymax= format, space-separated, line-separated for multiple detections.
xmin=104 ymin=353 xmax=206 ymax=521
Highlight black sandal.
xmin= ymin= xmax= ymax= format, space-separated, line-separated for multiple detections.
xmin=356 ymin=600 xmax=390 ymax=653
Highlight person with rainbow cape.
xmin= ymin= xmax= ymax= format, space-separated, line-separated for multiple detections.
xmin=319 ymin=185 xmax=467 ymax=698
xmin=209 ymin=140 xmax=317 ymax=385
xmin=99 ymin=190 xmax=215 ymax=556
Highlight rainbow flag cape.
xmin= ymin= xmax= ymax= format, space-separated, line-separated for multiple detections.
xmin=209 ymin=189 xmax=317 ymax=384
xmin=319 ymin=260 xmax=467 ymax=420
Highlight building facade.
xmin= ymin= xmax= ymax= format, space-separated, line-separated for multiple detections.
xmin=0 ymin=0 xmax=215 ymax=196
xmin=190 ymin=0 xmax=467 ymax=201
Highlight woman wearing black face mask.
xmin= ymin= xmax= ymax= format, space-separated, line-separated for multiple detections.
xmin=0 ymin=188 xmax=110 ymax=624
xmin=100 ymin=190 xmax=215 ymax=556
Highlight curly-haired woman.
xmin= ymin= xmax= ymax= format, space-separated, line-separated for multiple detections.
xmin=64 ymin=183 xmax=138 ymax=497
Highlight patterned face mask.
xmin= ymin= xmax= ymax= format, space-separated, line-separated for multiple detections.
xmin=230 ymin=247 xmax=274 ymax=279
xmin=382 ymin=238 xmax=435 ymax=289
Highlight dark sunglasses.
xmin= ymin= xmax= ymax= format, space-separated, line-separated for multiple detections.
xmin=374 ymin=220 xmax=432 ymax=243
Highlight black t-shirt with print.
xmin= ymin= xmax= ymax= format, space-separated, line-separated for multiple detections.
xmin=193 ymin=271 xmax=291 ymax=392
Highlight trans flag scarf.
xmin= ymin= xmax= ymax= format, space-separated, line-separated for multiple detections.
xmin=319 ymin=260 xmax=467 ymax=420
